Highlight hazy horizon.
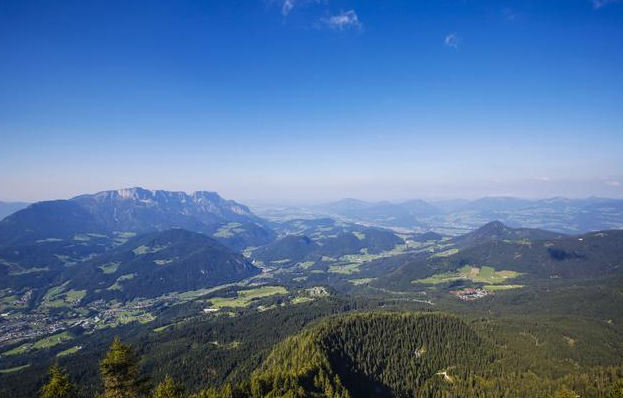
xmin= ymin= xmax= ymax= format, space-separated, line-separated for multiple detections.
xmin=2 ymin=184 xmax=623 ymax=205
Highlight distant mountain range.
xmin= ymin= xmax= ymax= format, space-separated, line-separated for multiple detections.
xmin=256 ymin=196 xmax=623 ymax=234
xmin=4 ymin=193 xmax=622 ymax=236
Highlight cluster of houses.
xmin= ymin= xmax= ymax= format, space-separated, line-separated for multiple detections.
xmin=449 ymin=287 xmax=491 ymax=301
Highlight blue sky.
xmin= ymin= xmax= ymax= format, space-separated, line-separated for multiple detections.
xmin=1 ymin=0 xmax=622 ymax=202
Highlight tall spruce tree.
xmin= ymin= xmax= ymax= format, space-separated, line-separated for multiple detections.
xmin=99 ymin=337 xmax=142 ymax=398
xmin=153 ymin=375 xmax=184 ymax=398
xmin=39 ymin=363 xmax=79 ymax=398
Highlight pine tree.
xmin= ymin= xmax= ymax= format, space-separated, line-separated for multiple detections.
xmin=607 ymin=379 xmax=623 ymax=398
xmin=551 ymin=386 xmax=580 ymax=398
xmin=153 ymin=375 xmax=183 ymax=398
xmin=39 ymin=363 xmax=79 ymax=398
xmin=100 ymin=337 xmax=142 ymax=398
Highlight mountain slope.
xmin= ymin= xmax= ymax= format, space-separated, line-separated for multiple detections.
xmin=60 ymin=229 xmax=260 ymax=302
xmin=318 ymin=228 xmax=404 ymax=256
xmin=71 ymin=188 xmax=261 ymax=232
xmin=381 ymin=228 xmax=623 ymax=289
xmin=205 ymin=312 xmax=494 ymax=398
xmin=398 ymin=199 xmax=444 ymax=217
xmin=0 ymin=200 xmax=106 ymax=247
xmin=0 ymin=188 xmax=273 ymax=250
xmin=253 ymin=228 xmax=404 ymax=266
xmin=252 ymin=235 xmax=320 ymax=264
xmin=451 ymin=221 xmax=565 ymax=248
xmin=0 ymin=201 xmax=29 ymax=221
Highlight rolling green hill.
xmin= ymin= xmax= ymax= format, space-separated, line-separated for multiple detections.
xmin=241 ymin=312 xmax=493 ymax=398
xmin=253 ymin=228 xmax=404 ymax=267
xmin=450 ymin=221 xmax=565 ymax=248
xmin=378 ymin=228 xmax=623 ymax=290
xmin=59 ymin=229 xmax=260 ymax=302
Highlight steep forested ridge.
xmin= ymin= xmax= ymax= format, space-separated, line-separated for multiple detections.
xmin=63 ymin=229 xmax=260 ymax=301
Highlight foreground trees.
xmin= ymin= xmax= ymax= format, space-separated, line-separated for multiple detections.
xmin=153 ymin=375 xmax=184 ymax=398
xmin=39 ymin=364 xmax=79 ymax=398
xmin=39 ymin=337 xmax=181 ymax=398
xmin=38 ymin=331 xmax=623 ymax=398
xmin=99 ymin=337 xmax=144 ymax=398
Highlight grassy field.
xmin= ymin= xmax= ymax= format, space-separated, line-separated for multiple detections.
xmin=0 ymin=294 xmax=27 ymax=310
xmin=174 ymin=283 xmax=239 ymax=300
xmin=338 ymin=244 xmax=409 ymax=265
xmin=56 ymin=345 xmax=82 ymax=357
xmin=0 ymin=364 xmax=30 ymax=374
xmin=213 ymin=222 xmax=245 ymax=238
xmin=64 ymin=289 xmax=86 ymax=303
xmin=132 ymin=245 xmax=167 ymax=255
xmin=95 ymin=310 xmax=155 ymax=330
xmin=42 ymin=283 xmax=85 ymax=308
xmin=348 ymin=278 xmax=375 ymax=285
xmin=297 ymin=261 xmax=315 ymax=269
xmin=99 ymin=262 xmax=120 ymax=274
xmin=107 ymin=273 xmax=136 ymax=291
xmin=116 ymin=310 xmax=155 ymax=325
xmin=153 ymin=324 xmax=175 ymax=333
xmin=328 ymin=263 xmax=360 ymax=275
xmin=32 ymin=331 xmax=74 ymax=349
xmin=291 ymin=296 xmax=314 ymax=304
xmin=414 ymin=266 xmax=522 ymax=285
xmin=483 ymin=284 xmax=524 ymax=291
xmin=1 ymin=344 xmax=29 ymax=357
xmin=429 ymin=248 xmax=459 ymax=259
xmin=208 ymin=286 xmax=288 ymax=308
xmin=43 ymin=282 xmax=69 ymax=302
xmin=352 ymin=231 xmax=366 ymax=240
xmin=2 ymin=331 xmax=74 ymax=357
xmin=8 ymin=266 xmax=49 ymax=275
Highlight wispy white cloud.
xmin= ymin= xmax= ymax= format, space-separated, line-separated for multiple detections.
xmin=321 ymin=10 xmax=362 ymax=30
xmin=281 ymin=0 xmax=294 ymax=16
xmin=607 ymin=180 xmax=621 ymax=187
xmin=592 ymin=0 xmax=622 ymax=8
xmin=444 ymin=33 xmax=461 ymax=50
xmin=270 ymin=0 xmax=324 ymax=17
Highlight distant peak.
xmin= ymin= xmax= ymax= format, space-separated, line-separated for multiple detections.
xmin=115 ymin=187 xmax=151 ymax=199
xmin=478 ymin=220 xmax=509 ymax=232
xmin=482 ymin=220 xmax=507 ymax=228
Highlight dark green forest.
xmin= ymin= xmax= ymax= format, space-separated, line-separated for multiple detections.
xmin=32 ymin=312 xmax=623 ymax=398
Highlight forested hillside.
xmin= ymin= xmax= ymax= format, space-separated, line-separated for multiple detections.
xmin=27 ymin=311 xmax=623 ymax=398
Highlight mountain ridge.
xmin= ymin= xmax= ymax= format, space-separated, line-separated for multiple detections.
xmin=59 ymin=228 xmax=261 ymax=302
xmin=0 ymin=188 xmax=272 ymax=250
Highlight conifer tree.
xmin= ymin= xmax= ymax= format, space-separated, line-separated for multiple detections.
xmin=153 ymin=375 xmax=183 ymax=398
xmin=100 ymin=337 xmax=142 ymax=398
xmin=551 ymin=387 xmax=580 ymax=398
xmin=39 ymin=364 xmax=79 ymax=398
xmin=607 ymin=379 xmax=623 ymax=398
